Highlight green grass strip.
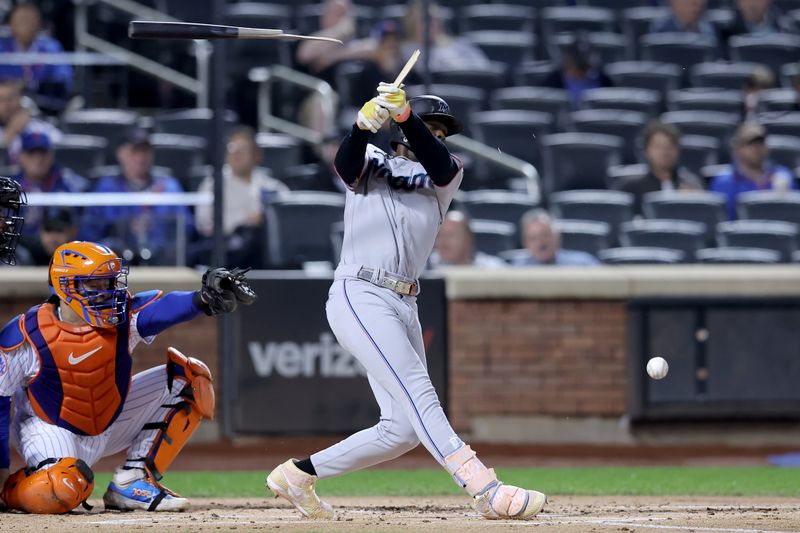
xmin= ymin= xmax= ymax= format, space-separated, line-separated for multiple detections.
xmin=91 ymin=466 xmax=800 ymax=499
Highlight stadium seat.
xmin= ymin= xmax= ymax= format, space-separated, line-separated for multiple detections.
xmin=406 ymin=84 xmax=486 ymax=135
xmin=225 ymin=2 xmax=291 ymax=28
xmin=491 ymin=86 xmax=572 ymax=131
xmin=737 ymin=191 xmax=800 ymax=226
xmin=581 ymin=87 xmax=662 ymax=118
xmin=552 ymin=32 xmax=629 ymax=64
xmin=758 ymin=112 xmax=800 ymax=138
xmin=463 ymin=31 xmax=536 ymax=71
xmin=717 ymin=220 xmax=799 ymax=262
xmin=460 ymin=190 xmax=538 ymax=241
xmin=541 ymin=133 xmax=623 ymax=194
xmin=660 ymin=111 xmax=740 ymax=159
xmin=620 ymin=219 xmax=706 ymax=261
xmin=541 ymin=6 xmax=616 ymax=57
xmin=606 ymin=163 xmax=649 ymax=190
xmin=149 ymin=134 xmax=206 ymax=183
xmin=759 ymin=89 xmax=800 ymax=112
xmin=690 ymin=62 xmax=764 ymax=90
xmin=621 ymin=7 xmax=670 ymax=49
xmin=515 ymin=61 xmax=556 ymax=87
xmin=54 ymin=135 xmax=107 ymax=178
xmin=224 ymin=3 xmax=291 ymax=74
xmin=729 ymin=34 xmax=800 ymax=78
xmin=782 ymin=62 xmax=799 ymax=88
xmin=153 ymin=108 xmax=238 ymax=141
xmin=185 ymin=165 xmax=211 ymax=192
xmin=641 ymin=191 xmax=727 ymax=244
xmin=605 ymin=61 xmax=682 ymax=96
xmin=256 ymin=133 xmax=303 ymax=177
xmin=296 ymin=3 xmax=375 ymax=37
xmin=582 ymin=0 xmax=654 ymax=9
xmin=263 ymin=191 xmax=346 ymax=268
xmin=552 ymin=219 xmax=610 ymax=256
xmin=61 ymin=109 xmax=140 ymax=161
xmin=549 ymin=189 xmax=634 ymax=245
xmin=470 ymin=110 xmax=554 ymax=171
xmin=380 ymin=4 xmax=454 ymax=32
xmin=764 ymin=135 xmax=800 ymax=170
xmin=667 ymin=88 xmax=744 ymax=115
xmin=460 ymin=4 xmax=536 ymax=33
xmin=640 ymin=33 xmax=717 ymax=70
xmin=430 ymin=62 xmax=507 ymax=94
xmin=598 ymin=246 xmax=685 ymax=264
xmin=678 ymin=135 xmax=720 ymax=174
xmin=334 ymin=61 xmax=371 ymax=109
xmin=696 ymin=247 xmax=781 ymax=264
xmin=795 ymin=250 xmax=800 ymax=263
xmin=278 ymin=164 xmax=328 ymax=192
xmin=570 ymin=109 xmax=649 ymax=164
xmin=470 ymin=219 xmax=517 ymax=256
xmin=707 ymin=7 xmax=735 ymax=32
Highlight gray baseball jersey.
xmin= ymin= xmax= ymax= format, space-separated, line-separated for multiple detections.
xmin=336 ymin=144 xmax=463 ymax=280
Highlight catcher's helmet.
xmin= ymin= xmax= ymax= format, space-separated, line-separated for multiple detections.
xmin=390 ymin=95 xmax=463 ymax=151
xmin=49 ymin=241 xmax=130 ymax=328
xmin=0 ymin=176 xmax=25 ymax=265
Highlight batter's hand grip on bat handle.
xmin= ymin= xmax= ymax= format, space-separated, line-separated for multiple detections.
xmin=129 ymin=21 xmax=241 ymax=40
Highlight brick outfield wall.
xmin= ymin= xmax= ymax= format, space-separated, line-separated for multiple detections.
xmin=447 ymin=299 xmax=628 ymax=432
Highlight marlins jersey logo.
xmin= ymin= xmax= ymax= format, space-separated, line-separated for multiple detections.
xmin=365 ymin=157 xmax=434 ymax=192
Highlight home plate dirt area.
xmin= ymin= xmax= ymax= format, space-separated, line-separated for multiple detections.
xmin=1 ymin=496 xmax=798 ymax=532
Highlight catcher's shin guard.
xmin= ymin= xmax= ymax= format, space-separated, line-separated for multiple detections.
xmin=2 ymin=458 xmax=94 ymax=514
xmin=444 ymin=445 xmax=546 ymax=520
xmin=144 ymin=347 xmax=215 ymax=480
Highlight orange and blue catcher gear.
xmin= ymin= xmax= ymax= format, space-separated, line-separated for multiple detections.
xmin=48 ymin=241 xmax=129 ymax=328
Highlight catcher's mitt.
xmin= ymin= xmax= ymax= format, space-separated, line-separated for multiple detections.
xmin=194 ymin=267 xmax=257 ymax=316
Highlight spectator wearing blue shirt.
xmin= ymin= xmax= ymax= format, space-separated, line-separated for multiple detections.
xmin=82 ymin=128 xmax=193 ymax=265
xmin=0 ymin=3 xmax=73 ymax=113
xmin=542 ymin=36 xmax=613 ymax=110
xmin=710 ymin=123 xmax=796 ymax=220
xmin=0 ymin=79 xmax=62 ymax=164
xmin=649 ymin=0 xmax=718 ymax=45
xmin=14 ymin=131 xmax=88 ymax=236
xmin=512 ymin=209 xmax=600 ymax=267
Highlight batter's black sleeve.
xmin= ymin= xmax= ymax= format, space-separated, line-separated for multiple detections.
xmin=399 ymin=113 xmax=461 ymax=186
xmin=334 ymin=125 xmax=370 ymax=186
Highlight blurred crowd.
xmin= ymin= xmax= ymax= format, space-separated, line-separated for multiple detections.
xmin=0 ymin=0 xmax=799 ymax=268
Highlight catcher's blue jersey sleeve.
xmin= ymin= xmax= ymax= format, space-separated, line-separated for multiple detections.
xmin=134 ymin=291 xmax=202 ymax=339
xmin=0 ymin=395 xmax=9 ymax=468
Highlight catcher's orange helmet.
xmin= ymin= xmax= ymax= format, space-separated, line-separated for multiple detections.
xmin=49 ymin=241 xmax=129 ymax=328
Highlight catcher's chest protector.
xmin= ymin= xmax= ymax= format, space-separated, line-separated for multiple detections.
xmin=22 ymin=303 xmax=132 ymax=436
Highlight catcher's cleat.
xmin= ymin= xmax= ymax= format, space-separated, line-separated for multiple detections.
xmin=266 ymin=459 xmax=333 ymax=519
xmin=473 ymin=484 xmax=547 ymax=520
xmin=103 ymin=468 xmax=189 ymax=512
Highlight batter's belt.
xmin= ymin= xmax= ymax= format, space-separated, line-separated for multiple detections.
xmin=355 ymin=266 xmax=419 ymax=297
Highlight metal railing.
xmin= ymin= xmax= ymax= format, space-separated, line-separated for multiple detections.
xmin=249 ymin=65 xmax=336 ymax=146
xmin=73 ymin=0 xmax=210 ymax=107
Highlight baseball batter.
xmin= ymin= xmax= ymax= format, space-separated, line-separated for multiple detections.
xmin=267 ymin=84 xmax=546 ymax=520
xmin=0 ymin=176 xmax=25 ymax=265
xmin=0 ymin=241 xmax=255 ymax=513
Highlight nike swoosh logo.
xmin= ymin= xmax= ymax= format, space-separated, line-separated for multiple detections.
xmin=68 ymin=346 xmax=103 ymax=365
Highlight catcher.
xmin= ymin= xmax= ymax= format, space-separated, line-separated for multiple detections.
xmin=0 ymin=176 xmax=25 ymax=265
xmin=0 ymin=241 xmax=255 ymax=513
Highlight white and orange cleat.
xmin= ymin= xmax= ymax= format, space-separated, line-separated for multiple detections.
xmin=266 ymin=459 xmax=334 ymax=519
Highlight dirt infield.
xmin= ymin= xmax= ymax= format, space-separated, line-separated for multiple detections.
xmin=2 ymin=496 xmax=798 ymax=532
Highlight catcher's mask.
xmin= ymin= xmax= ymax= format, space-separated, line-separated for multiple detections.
xmin=49 ymin=241 xmax=129 ymax=328
xmin=390 ymin=95 xmax=463 ymax=152
xmin=0 ymin=176 xmax=25 ymax=265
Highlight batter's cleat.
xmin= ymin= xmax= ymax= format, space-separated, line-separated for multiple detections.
xmin=103 ymin=468 xmax=189 ymax=512
xmin=266 ymin=459 xmax=333 ymax=519
xmin=473 ymin=483 xmax=547 ymax=520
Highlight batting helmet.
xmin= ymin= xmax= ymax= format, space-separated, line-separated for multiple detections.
xmin=49 ymin=241 xmax=130 ymax=328
xmin=390 ymin=95 xmax=463 ymax=151
xmin=0 ymin=176 xmax=25 ymax=265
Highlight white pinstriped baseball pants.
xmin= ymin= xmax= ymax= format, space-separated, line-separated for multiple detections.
xmin=311 ymin=278 xmax=463 ymax=479
xmin=12 ymin=365 xmax=186 ymax=468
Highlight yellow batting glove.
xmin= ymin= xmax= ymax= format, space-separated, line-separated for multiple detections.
xmin=356 ymin=98 xmax=390 ymax=133
xmin=376 ymin=82 xmax=410 ymax=122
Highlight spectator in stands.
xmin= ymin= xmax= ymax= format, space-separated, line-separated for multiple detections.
xmin=0 ymin=3 xmax=73 ymax=114
xmin=195 ymin=126 xmax=287 ymax=266
xmin=429 ymin=211 xmax=507 ymax=269
xmin=614 ymin=121 xmax=703 ymax=216
xmin=542 ymin=36 xmax=613 ymax=110
xmin=82 ymin=127 xmax=192 ymax=265
xmin=512 ymin=209 xmax=600 ymax=267
xmin=14 ymin=131 xmax=87 ymax=236
xmin=710 ymin=122 xmax=797 ymax=220
xmin=403 ymin=0 xmax=490 ymax=71
xmin=649 ymin=0 xmax=718 ymax=44
xmin=742 ymin=66 xmax=775 ymax=119
xmin=0 ymin=79 xmax=61 ymax=164
xmin=724 ymin=0 xmax=798 ymax=38
xmin=21 ymin=206 xmax=79 ymax=265
xmin=791 ymin=68 xmax=800 ymax=111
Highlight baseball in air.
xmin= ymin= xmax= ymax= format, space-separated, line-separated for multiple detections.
xmin=646 ymin=357 xmax=669 ymax=380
